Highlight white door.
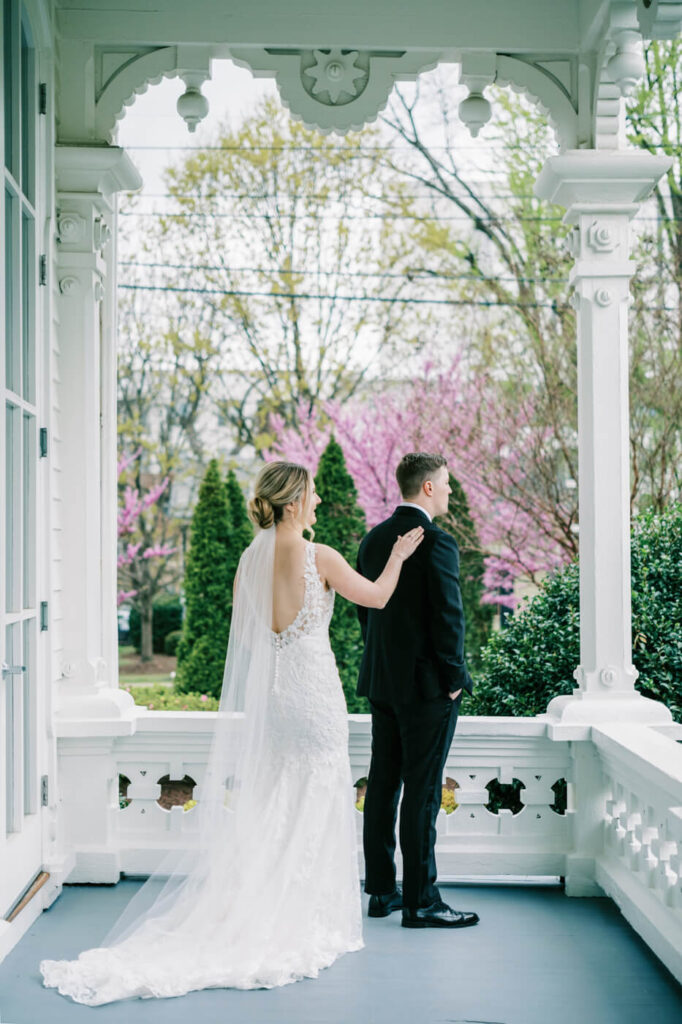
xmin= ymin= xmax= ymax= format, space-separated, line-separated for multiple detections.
xmin=0 ymin=0 xmax=47 ymax=924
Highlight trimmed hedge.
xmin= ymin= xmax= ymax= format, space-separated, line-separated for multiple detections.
xmin=128 ymin=593 xmax=183 ymax=655
xmin=163 ymin=629 xmax=182 ymax=656
xmin=470 ymin=503 xmax=682 ymax=722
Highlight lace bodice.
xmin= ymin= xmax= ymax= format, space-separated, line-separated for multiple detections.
xmin=272 ymin=541 xmax=334 ymax=650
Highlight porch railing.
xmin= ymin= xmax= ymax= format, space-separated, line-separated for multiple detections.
xmin=52 ymin=710 xmax=682 ymax=984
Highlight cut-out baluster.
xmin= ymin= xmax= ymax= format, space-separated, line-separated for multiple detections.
xmin=119 ymin=773 xmax=132 ymax=810
xmin=156 ymin=773 xmax=196 ymax=811
xmin=441 ymin=777 xmax=459 ymax=814
xmin=485 ymin=777 xmax=525 ymax=815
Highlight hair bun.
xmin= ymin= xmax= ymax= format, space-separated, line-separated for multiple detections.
xmin=247 ymin=494 xmax=275 ymax=530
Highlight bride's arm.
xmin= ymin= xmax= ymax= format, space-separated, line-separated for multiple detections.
xmin=315 ymin=527 xmax=424 ymax=609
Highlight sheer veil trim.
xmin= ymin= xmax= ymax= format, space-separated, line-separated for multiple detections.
xmin=90 ymin=524 xmax=279 ymax=947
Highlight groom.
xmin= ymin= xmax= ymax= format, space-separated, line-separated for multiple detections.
xmin=356 ymin=452 xmax=478 ymax=929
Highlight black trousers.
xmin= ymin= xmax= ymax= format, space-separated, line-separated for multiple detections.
xmin=363 ymin=690 xmax=461 ymax=911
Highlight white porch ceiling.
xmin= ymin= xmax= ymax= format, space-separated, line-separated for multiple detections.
xmin=55 ymin=0 xmax=585 ymax=50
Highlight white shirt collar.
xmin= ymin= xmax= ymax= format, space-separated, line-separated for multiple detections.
xmin=398 ymin=501 xmax=432 ymax=522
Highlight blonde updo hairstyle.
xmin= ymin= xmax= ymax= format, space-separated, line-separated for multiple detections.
xmin=247 ymin=461 xmax=313 ymax=531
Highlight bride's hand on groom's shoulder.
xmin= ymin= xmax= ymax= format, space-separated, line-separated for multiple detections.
xmin=392 ymin=526 xmax=424 ymax=562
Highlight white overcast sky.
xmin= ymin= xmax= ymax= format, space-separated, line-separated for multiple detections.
xmin=116 ymin=59 xmax=279 ymax=195
xmin=114 ymin=57 xmax=489 ymax=200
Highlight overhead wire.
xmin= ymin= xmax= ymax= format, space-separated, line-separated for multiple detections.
xmin=119 ymin=282 xmax=680 ymax=313
xmin=119 ymin=260 xmax=571 ymax=283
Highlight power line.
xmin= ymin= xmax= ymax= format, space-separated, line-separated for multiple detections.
xmin=119 ymin=209 xmax=566 ymax=223
xmin=119 ymin=259 xmax=570 ymax=284
xmin=119 ymin=209 xmax=677 ymax=224
xmin=122 ymin=190 xmax=550 ymax=202
xmin=122 ymin=142 xmax=538 ymax=152
xmin=118 ymin=282 xmax=571 ymax=308
xmin=118 ymin=281 xmax=680 ymax=312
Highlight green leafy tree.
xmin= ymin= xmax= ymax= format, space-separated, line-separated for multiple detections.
xmin=140 ymin=96 xmax=422 ymax=452
xmin=175 ymin=460 xmax=232 ymax=698
xmin=313 ymin=437 xmax=369 ymax=712
xmin=441 ymin=474 xmax=494 ymax=671
xmin=470 ymin=504 xmax=682 ymax=722
xmin=382 ymin=47 xmax=682 ymax=553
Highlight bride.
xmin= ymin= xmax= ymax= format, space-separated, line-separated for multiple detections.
xmin=39 ymin=460 xmax=423 ymax=1005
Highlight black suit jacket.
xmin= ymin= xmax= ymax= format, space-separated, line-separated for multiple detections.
xmin=356 ymin=506 xmax=473 ymax=703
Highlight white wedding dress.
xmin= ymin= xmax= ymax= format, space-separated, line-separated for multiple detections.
xmin=39 ymin=538 xmax=363 ymax=1005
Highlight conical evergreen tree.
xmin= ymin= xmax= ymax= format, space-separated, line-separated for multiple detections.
xmin=224 ymin=468 xmax=254 ymax=629
xmin=441 ymin=473 xmax=493 ymax=671
xmin=175 ymin=460 xmax=233 ymax=698
xmin=313 ymin=437 xmax=369 ymax=713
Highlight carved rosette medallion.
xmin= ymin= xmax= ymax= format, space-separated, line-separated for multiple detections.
xmin=58 ymin=275 xmax=80 ymax=296
xmin=229 ymin=47 xmax=439 ymax=134
xmin=301 ymin=49 xmax=369 ymax=106
xmin=594 ymin=288 xmax=613 ymax=307
xmin=586 ymin=220 xmax=616 ymax=253
xmin=599 ymin=665 xmax=618 ymax=687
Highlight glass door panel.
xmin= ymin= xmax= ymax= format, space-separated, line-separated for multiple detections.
xmin=4 ymin=620 xmax=22 ymax=835
xmin=1 ymin=0 xmax=43 ymax=920
xmin=22 ymin=616 xmax=36 ymax=816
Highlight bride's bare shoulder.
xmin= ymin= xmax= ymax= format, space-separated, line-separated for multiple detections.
xmin=313 ymin=542 xmax=342 ymax=565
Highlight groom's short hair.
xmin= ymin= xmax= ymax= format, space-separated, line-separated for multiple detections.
xmin=396 ymin=452 xmax=447 ymax=499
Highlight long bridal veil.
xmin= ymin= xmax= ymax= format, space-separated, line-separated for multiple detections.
xmin=39 ymin=525 xmax=282 ymax=1005
xmin=103 ymin=523 xmax=277 ymax=950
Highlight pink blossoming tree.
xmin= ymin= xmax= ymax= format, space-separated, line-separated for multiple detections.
xmin=118 ymin=447 xmax=178 ymax=659
xmin=268 ymin=358 xmax=574 ymax=608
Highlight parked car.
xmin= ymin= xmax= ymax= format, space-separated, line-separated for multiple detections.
xmin=118 ymin=606 xmax=132 ymax=643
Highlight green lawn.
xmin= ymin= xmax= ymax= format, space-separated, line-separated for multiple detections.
xmin=118 ymin=644 xmax=176 ymax=688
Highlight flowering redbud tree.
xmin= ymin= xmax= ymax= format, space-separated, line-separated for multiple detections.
xmin=268 ymin=358 xmax=575 ymax=608
xmin=118 ymin=447 xmax=178 ymax=660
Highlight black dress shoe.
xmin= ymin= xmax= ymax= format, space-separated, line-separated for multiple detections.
xmin=368 ymin=887 xmax=403 ymax=918
xmin=401 ymin=900 xmax=479 ymax=928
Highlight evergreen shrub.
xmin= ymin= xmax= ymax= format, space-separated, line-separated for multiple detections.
xmin=441 ymin=474 xmax=494 ymax=671
xmin=470 ymin=504 xmax=682 ymax=722
xmin=313 ymin=437 xmax=369 ymax=713
xmin=175 ymin=460 xmax=233 ymax=699
xmin=224 ymin=468 xmax=253 ymax=634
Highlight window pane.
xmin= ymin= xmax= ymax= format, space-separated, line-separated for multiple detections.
xmin=5 ymin=402 xmax=20 ymax=612
xmin=3 ymin=0 xmax=14 ymax=173
xmin=21 ymin=209 xmax=34 ymax=402
xmin=4 ymin=186 xmax=19 ymax=394
xmin=22 ymin=411 xmax=35 ymax=609
xmin=20 ymin=10 xmax=34 ymax=201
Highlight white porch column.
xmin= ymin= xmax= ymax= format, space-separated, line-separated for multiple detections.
xmin=534 ymin=151 xmax=673 ymax=730
xmin=54 ymin=145 xmax=141 ymax=725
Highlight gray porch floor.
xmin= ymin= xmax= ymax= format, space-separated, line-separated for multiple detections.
xmin=1 ymin=881 xmax=680 ymax=1024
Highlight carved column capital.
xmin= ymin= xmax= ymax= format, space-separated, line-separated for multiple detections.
xmin=534 ymin=150 xmax=672 ymax=215
xmin=55 ymin=145 xmax=142 ymax=198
